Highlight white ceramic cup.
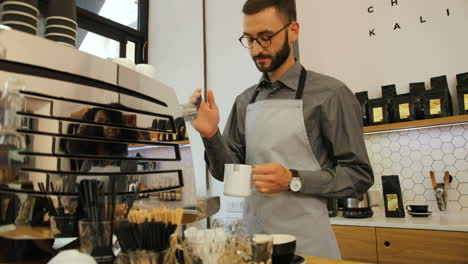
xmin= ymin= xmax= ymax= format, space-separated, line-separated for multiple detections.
xmin=112 ymin=58 xmax=136 ymax=70
xmin=135 ymin=63 xmax=156 ymax=79
xmin=224 ymin=164 xmax=252 ymax=197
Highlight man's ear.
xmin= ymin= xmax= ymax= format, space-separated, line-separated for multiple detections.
xmin=289 ymin=21 xmax=300 ymax=44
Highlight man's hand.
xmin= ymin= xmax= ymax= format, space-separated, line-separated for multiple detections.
xmin=189 ymin=89 xmax=220 ymax=138
xmin=253 ymin=162 xmax=292 ymax=194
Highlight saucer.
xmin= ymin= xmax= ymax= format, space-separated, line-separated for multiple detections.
xmin=291 ymin=255 xmax=306 ymax=264
xmin=407 ymin=211 xmax=432 ymax=217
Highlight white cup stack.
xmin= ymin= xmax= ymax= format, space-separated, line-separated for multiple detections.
xmin=0 ymin=0 xmax=39 ymax=35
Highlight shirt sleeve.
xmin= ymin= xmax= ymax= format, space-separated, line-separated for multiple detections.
xmin=298 ymin=85 xmax=374 ymax=198
xmin=203 ymin=98 xmax=246 ymax=182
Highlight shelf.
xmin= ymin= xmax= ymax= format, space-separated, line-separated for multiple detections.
xmin=0 ymin=197 xmax=219 ymax=239
xmin=363 ymin=115 xmax=468 ymax=134
xmin=0 ymin=225 xmax=52 ymax=240
xmin=128 ymin=140 xmax=190 ymax=148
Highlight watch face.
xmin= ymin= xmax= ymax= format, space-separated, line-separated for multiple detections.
xmin=290 ymin=178 xmax=301 ymax=192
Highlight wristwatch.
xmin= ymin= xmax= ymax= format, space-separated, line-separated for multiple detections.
xmin=289 ymin=169 xmax=302 ymax=192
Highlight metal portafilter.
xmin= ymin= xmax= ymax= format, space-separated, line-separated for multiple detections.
xmin=180 ymin=95 xmax=202 ymax=122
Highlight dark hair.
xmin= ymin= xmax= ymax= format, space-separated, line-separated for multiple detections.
xmin=67 ymin=105 xmax=136 ymax=157
xmin=242 ymin=0 xmax=296 ymax=23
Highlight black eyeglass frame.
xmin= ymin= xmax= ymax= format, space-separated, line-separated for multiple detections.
xmin=238 ymin=22 xmax=292 ymax=49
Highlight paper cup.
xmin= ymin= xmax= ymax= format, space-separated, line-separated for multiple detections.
xmin=224 ymin=164 xmax=252 ymax=197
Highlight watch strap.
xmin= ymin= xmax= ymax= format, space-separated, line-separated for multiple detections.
xmin=290 ymin=169 xmax=299 ymax=178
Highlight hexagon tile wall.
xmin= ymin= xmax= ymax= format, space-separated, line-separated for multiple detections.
xmin=365 ymin=124 xmax=468 ymax=214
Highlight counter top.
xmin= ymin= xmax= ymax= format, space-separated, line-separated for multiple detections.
xmin=305 ymin=256 xmax=367 ymax=263
xmin=330 ymin=211 xmax=468 ymax=232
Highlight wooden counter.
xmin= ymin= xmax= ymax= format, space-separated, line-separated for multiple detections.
xmin=0 ymin=226 xmax=52 ymax=240
xmin=305 ymin=256 xmax=369 ymax=263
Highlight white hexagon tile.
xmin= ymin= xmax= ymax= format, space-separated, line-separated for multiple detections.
xmin=421 ymin=156 xmax=433 ymax=167
xmin=390 ymin=141 xmax=400 ymax=152
xmin=440 ymin=131 xmax=453 ymax=143
xmin=410 ymin=151 xmax=422 ymax=161
xmin=365 ymin=125 xmax=468 ymax=213
xmin=458 ymin=183 xmax=468 ymax=194
xmin=453 ymin=148 xmax=467 ymax=159
xmin=459 ymin=196 xmax=468 ymax=207
xmin=424 ymin=189 xmax=436 ymax=201
xmin=429 ymin=128 xmax=442 ymax=137
xmin=414 ymin=195 xmax=426 ymax=204
xmin=455 ymin=160 xmax=468 ymax=171
xmin=451 ymin=125 xmax=464 ymax=135
xmin=442 ymin=154 xmax=456 ymax=166
xmin=420 ymin=144 xmax=432 ymax=156
xmin=430 ymin=138 xmax=443 ymax=149
xmin=457 ymin=171 xmax=468 ymax=183
xmin=418 ymin=133 xmax=431 ymax=145
xmin=441 ymin=142 xmax=455 ymax=154
xmin=431 ymin=149 xmax=444 ymax=161
xmin=453 ymin=136 xmax=465 ymax=148
xmin=404 ymin=190 xmax=416 ymax=201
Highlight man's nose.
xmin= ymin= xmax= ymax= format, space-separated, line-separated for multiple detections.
xmin=250 ymin=40 xmax=263 ymax=57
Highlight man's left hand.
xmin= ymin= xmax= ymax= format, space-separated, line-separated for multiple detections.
xmin=253 ymin=162 xmax=292 ymax=194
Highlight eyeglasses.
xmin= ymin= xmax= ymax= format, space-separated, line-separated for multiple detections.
xmin=239 ymin=22 xmax=291 ymax=49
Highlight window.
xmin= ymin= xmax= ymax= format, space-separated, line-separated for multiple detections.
xmin=76 ymin=0 xmax=139 ymax=29
xmin=39 ymin=0 xmax=148 ymax=63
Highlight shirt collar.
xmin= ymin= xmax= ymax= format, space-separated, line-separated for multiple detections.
xmin=258 ymin=60 xmax=303 ymax=91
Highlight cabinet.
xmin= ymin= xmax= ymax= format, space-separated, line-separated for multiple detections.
xmin=333 ymin=225 xmax=468 ymax=264
xmin=376 ymin=228 xmax=468 ymax=264
xmin=332 ymin=226 xmax=377 ymax=263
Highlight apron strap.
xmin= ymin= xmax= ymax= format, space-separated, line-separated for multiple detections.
xmin=249 ymin=66 xmax=308 ymax=103
xmin=295 ymin=67 xmax=307 ymax=100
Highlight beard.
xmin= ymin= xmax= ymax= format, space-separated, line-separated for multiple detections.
xmin=252 ymin=32 xmax=291 ymax=73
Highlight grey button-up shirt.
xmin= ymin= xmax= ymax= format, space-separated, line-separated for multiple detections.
xmin=203 ymin=61 xmax=374 ymax=198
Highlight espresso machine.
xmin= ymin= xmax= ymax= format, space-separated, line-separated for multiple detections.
xmin=0 ymin=27 xmax=202 ymax=263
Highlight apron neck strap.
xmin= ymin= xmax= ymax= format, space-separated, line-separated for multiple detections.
xmin=249 ymin=66 xmax=307 ymax=104
xmin=296 ymin=67 xmax=307 ymax=100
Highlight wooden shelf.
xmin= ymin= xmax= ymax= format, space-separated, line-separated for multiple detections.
xmin=0 ymin=225 xmax=52 ymax=240
xmin=363 ymin=115 xmax=468 ymax=134
xmin=128 ymin=140 xmax=190 ymax=148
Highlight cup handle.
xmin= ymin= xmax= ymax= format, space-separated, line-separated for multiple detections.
xmin=406 ymin=205 xmax=411 ymax=212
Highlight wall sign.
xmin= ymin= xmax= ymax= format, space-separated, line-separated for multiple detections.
xmin=297 ymin=0 xmax=468 ymax=98
xmin=368 ymin=0 xmax=451 ymax=37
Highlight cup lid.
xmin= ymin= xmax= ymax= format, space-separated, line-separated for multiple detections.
xmin=45 ymin=16 xmax=78 ymax=27
xmin=45 ymin=24 xmax=77 ymax=34
xmin=56 ymin=42 xmax=76 ymax=48
xmin=45 ymin=32 xmax=76 ymax=41
xmin=2 ymin=0 xmax=39 ymax=12
xmin=1 ymin=10 xmax=38 ymax=22
xmin=2 ymin=20 xmax=37 ymax=31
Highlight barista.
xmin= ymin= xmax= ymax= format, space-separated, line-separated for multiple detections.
xmin=190 ymin=0 xmax=374 ymax=259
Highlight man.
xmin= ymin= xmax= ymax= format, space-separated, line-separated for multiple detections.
xmin=190 ymin=0 xmax=373 ymax=259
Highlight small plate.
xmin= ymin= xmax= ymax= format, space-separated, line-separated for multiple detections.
xmin=291 ymin=255 xmax=306 ymax=264
xmin=407 ymin=211 xmax=432 ymax=217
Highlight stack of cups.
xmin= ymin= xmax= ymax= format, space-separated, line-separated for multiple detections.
xmin=45 ymin=0 xmax=77 ymax=47
xmin=0 ymin=0 xmax=39 ymax=35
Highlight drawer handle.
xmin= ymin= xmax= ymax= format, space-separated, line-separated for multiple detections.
xmin=384 ymin=241 xmax=391 ymax=248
